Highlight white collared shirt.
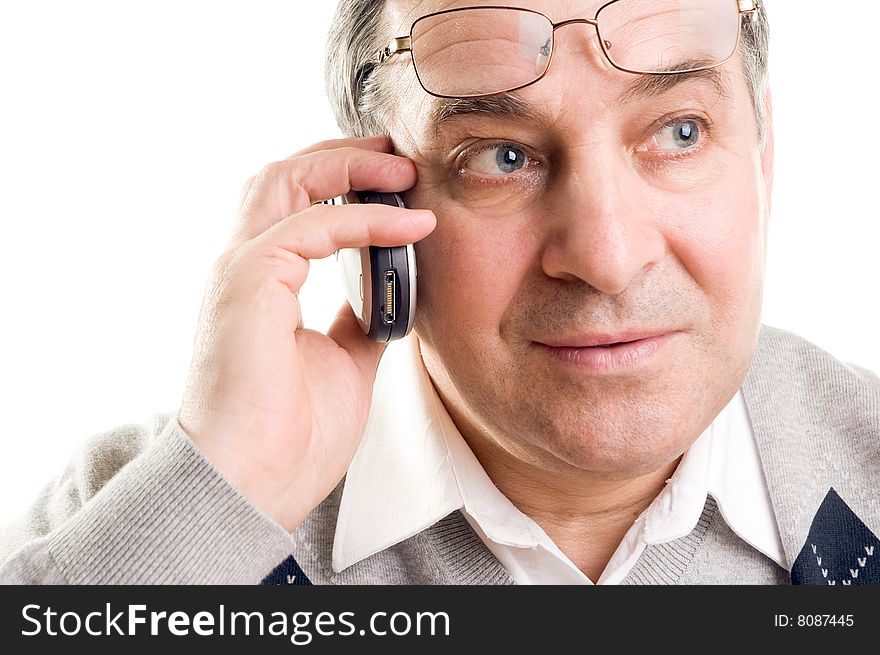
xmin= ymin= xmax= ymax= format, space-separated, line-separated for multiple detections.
xmin=332 ymin=333 xmax=787 ymax=584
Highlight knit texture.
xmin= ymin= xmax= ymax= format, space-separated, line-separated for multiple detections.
xmin=789 ymin=488 xmax=880 ymax=584
xmin=1 ymin=325 xmax=878 ymax=584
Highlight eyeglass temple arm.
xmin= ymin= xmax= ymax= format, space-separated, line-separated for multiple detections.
xmin=376 ymin=36 xmax=411 ymax=64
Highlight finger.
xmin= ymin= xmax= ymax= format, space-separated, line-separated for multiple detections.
xmin=287 ymin=135 xmax=392 ymax=159
xmin=233 ymin=137 xmax=391 ymax=233
xmin=249 ymin=202 xmax=435 ymax=295
xmin=232 ymin=147 xmax=419 ymax=246
xmin=326 ymin=302 xmax=386 ymax=379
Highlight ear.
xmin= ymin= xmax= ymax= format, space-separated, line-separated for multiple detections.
xmin=760 ymin=87 xmax=774 ymax=216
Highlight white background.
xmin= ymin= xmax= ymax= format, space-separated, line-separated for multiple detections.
xmin=0 ymin=1 xmax=877 ymax=525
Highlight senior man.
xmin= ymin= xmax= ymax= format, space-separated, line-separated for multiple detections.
xmin=2 ymin=0 xmax=879 ymax=586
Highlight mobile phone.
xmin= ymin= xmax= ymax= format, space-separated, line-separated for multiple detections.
xmin=324 ymin=191 xmax=417 ymax=343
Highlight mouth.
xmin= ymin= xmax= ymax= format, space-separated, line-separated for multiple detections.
xmin=537 ymin=330 xmax=671 ymax=349
xmin=534 ymin=331 xmax=678 ymax=373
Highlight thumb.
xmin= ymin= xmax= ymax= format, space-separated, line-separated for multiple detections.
xmin=326 ymin=302 xmax=386 ymax=378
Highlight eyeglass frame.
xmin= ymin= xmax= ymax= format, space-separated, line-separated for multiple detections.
xmin=375 ymin=0 xmax=762 ymax=99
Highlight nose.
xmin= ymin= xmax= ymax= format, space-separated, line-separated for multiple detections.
xmin=539 ymin=153 xmax=666 ymax=296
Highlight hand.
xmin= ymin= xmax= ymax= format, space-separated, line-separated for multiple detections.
xmin=178 ymin=135 xmax=436 ymax=531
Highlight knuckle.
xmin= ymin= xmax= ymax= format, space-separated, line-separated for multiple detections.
xmin=240 ymin=175 xmax=258 ymax=194
xmin=212 ymin=248 xmax=236 ymax=275
xmin=263 ymin=159 xmax=306 ymax=192
xmin=247 ymin=160 xmax=310 ymax=208
xmin=251 ymin=160 xmax=294 ymax=190
xmin=257 ymin=161 xmax=282 ymax=182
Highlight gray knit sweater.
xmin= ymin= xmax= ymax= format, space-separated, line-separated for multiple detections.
xmin=1 ymin=325 xmax=878 ymax=584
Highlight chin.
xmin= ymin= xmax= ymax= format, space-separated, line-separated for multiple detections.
xmin=495 ymin=363 xmax=720 ymax=477
xmin=533 ymin=405 xmax=694 ymax=477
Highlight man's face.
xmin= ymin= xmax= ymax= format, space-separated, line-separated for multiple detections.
xmin=386 ymin=0 xmax=773 ymax=478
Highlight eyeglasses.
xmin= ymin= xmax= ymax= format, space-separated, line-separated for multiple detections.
xmin=376 ymin=0 xmax=761 ymax=99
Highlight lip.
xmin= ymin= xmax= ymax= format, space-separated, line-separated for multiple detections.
xmin=534 ymin=331 xmax=679 ymax=373
xmin=538 ymin=330 xmax=672 ymax=348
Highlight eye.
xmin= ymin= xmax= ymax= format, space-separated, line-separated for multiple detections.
xmin=638 ymin=119 xmax=703 ymax=153
xmin=463 ymin=144 xmax=529 ymax=175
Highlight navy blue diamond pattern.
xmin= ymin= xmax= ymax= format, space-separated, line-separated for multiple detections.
xmin=260 ymin=555 xmax=313 ymax=586
xmin=791 ymin=488 xmax=880 ymax=585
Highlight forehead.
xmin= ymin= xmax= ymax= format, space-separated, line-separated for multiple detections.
xmin=389 ymin=0 xmax=605 ymax=30
xmin=384 ymin=0 xmax=745 ymax=133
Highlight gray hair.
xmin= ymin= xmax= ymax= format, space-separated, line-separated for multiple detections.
xmin=325 ymin=2 xmax=770 ymax=146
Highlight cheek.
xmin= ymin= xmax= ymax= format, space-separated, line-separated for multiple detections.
xmin=665 ymin=158 xmax=765 ymax=331
xmin=414 ymin=200 xmax=535 ymax=340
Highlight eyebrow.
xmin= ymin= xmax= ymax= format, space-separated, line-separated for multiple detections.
xmin=616 ymin=60 xmax=732 ymax=105
xmin=429 ymin=60 xmax=732 ymax=134
xmin=430 ymin=94 xmax=543 ymax=134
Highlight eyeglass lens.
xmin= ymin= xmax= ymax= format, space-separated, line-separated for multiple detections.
xmin=409 ymin=0 xmax=741 ymax=98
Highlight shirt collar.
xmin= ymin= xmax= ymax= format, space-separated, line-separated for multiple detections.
xmin=640 ymin=390 xmax=786 ymax=572
xmin=331 ymin=333 xmax=461 ymax=572
xmin=332 ymin=333 xmax=786 ymax=573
